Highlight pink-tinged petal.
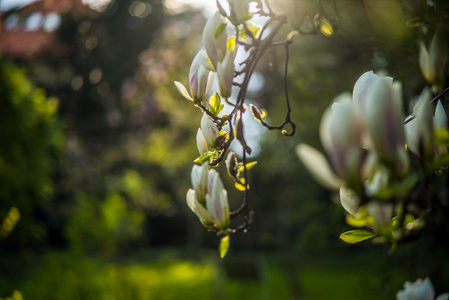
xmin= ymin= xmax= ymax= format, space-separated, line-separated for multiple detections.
xmin=200 ymin=113 xmax=219 ymax=148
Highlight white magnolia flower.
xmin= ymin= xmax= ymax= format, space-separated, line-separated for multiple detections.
xmin=187 ymin=165 xmax=230 ymax=230
xmin=174 ymin=49 xmax=213 ymax=102
xmin=203 ymin=12 xmax=228 ymax=70
xmin=397 ymin=277 xmax=449 ymax=300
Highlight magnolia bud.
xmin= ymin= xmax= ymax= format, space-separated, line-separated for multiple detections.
xmin=419 ymin=27 xmax=448 ymax=90
xmin=189 ymin=50 xmax=214 ymax=101
xmin=200 ymin=113 xmax=219 ymax=148
xmin=196 ymin=128 xmax=209 ymax=155
xmin=174 ymin=50 xmax=213 ymax=102
xmin=434 ymin=100 xmax=448 ymax=130
xmin=405 ymin=89 xmax=434 ymax=161
xmin=285 ymin=0 xmax=311 ymax=29
xmin=229 ymin=0 xmax=252 ymax=25
xmin=203 ymin=12 xmax=228 ymax=70
xmin=217 ymin=49 xmax=235 ymax=99
xmin=225 ymin=151 xmax=238 ymax=178
xmin=434 ymin=100 xmax=449 ymax=157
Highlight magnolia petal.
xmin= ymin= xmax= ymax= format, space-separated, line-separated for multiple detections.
xmin=339 ymin=184 xmax=360 ymax=215
xmin=205 ymin=71 xmax=214 ymax=97
xmin=186 ymin=189 xmax=213 ymax=227
xmin=436 ymin=293 xmax=449 ymax=300
xmin=435 ymin=100 xmax=448 ymax=130
xmin=191 ymin=164 xmax=208 ymax=204
xmin=196 ymin=128 xmax=209 ymax=155
xmin=296 ymin=144 xmax=342 ymax=190
xmin=200 ymin=113 xmax=219 ymax=148
xmin=352 ymin=71 xmax=379 ymax=111
xmin=174 ymin=81 xmax=193 ymax=101
xmin=419 ymin=43 xmax=433 ymax=84
xmin=365 ymin=77 xmax=405 ymax=161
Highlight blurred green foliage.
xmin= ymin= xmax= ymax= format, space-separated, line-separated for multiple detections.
xmin=0 ymin=0 xmax=448 ymax=298
xmin=66 ymin=192 xmax=144 ymax=257
xmin=0 ymin=249 xmax=407 ymax=300
xmin=0 ymin=58 xmax=63 ymax=245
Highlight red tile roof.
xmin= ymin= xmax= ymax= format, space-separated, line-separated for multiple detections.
xmin=0 ymin=0 xmax=98 ymax=58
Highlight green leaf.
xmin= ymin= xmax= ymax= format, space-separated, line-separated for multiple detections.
xmin=234 ymin=178 xmax=248 ymax=191
xmin=208 ymin=93 xmax=221 ymax=116
xmin=339 ymin=230 xmax=376 ymax=244
xmin=214 ymin=22 xmax=227 ymax=39
xmin=320 ymin=19 xmax=334 ymax=36
xmin=345 ymin=214 xmax=367 ymax=228
xmin=193 ymin=151 xmax=215 ymax=164
xmin=219 ymin=235 xmax=230 ymax=259
xmin=249 ymin=104 xmax=267 ymax=122
xmin=237 ymin=161 xmax=257 ymax=173
xmin=227 ymin=36 xmax=236 ymax=53
xmin=245 ymin=22 xmax=260 ymax=38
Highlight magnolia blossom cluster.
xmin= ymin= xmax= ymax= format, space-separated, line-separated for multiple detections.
xmin=297 ymin=70 xmax=449 ymax=243
xmin=187 ymin=164 xmax=230 ymax=232
xmin=174 ymin=11 xmax=236 ymax=104
xmin=175 ymin=2 xmax=260 ymax=247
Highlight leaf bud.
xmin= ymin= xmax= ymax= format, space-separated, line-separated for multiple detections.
xmin=200 ymin=113 xmax=219 ymax=148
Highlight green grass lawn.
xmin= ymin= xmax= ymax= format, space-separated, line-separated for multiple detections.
xmin=0 ymin=249 xmax=406 ymax=300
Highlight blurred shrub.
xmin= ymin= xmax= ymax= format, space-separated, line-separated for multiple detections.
xmin=66 ymin=193 xmax=144 ymax=257
xmin=0 ymin=250 xmax=216 ymax=300
xmin=0 ymin=59 xmax=63 ymax=245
